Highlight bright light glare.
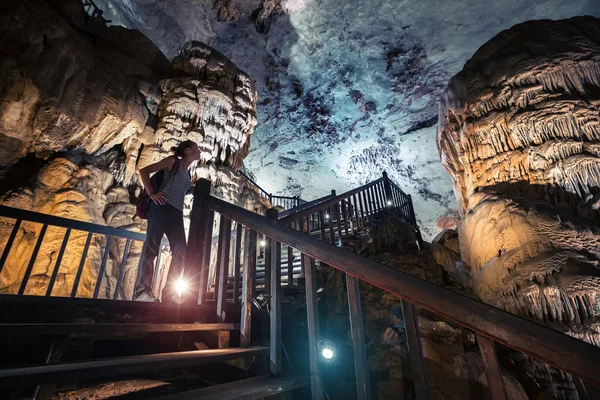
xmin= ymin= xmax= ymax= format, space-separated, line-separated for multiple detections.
xmin=325 ymin=214 xmax=330 ymax=220
xmin=321 ymin=347 xmax=334 ymax=359
xmin=260 ymin=240 xmax=267 ymax=247
xmin=387 ymin=200 xmax=392 ymax=205
xmin=175 ymin=278 xmax=188 ymax=298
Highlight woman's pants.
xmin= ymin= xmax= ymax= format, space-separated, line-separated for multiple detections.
xmin=135 ymin=203 xmax=186 ymax=299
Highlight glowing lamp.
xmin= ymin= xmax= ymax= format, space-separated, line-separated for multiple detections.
xmin=387 ymin=200 xmax=392 ymax=205
xmin=318 ymin=339 xmax=336 ymax=361
xmin=175 ymin=277 xmax=188 ymax=298
xmin=260 ymin=239 xmax=267 ymax=247
xmin=321 ymin=347 xmax=334 ymax=359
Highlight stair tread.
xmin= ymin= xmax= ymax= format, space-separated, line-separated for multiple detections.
xmin=0 ymin=346 xmax=269 ymax=387
xmin=0 ymin=322 xmax=240 ymax=335
xmin=154 ymin=374 xmax=310 ymax=400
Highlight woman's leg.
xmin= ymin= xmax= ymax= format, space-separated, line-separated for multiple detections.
xmin=162 ymin=205 xmax=187 ymax=300
xmin=134 ymin=204 xmax=166 ymax=298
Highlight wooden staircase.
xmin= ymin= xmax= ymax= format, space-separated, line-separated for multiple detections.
xmin=0 ymin=172 xmax=599 ymax=399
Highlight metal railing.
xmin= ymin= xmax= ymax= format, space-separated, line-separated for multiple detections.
xmin=0 ymin=205 xmax=144 ymax=300
xmin=190 ymin=184 xmax=600 ymax=400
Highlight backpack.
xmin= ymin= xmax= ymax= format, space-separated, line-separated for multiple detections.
xmin=135 ymin=158 xmax=181 ymax=219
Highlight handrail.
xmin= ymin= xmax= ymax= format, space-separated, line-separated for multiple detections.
xmin=239 ymin=170 xmax=271 ymax=200
xmin=0 ymin=205 xmax=148 ymax=299
xmin=0 ymin=205 xmax=145 ymax=241
xmin=207 ymin=195 xmax=600 ymax=387
xmin=278 ymin=177 xmax=385 ymax=224
xmin=278 ymin=193 xmax=335 ymax=219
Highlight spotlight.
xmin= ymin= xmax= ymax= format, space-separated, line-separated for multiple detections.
xmin=387 ymin=200 xmax=392 ymax=206
xmin=321 ymin=347 xmax=334 ymax=360
xmin=324 ymin=213 xmax=330 ymax=220
xmin=318 ymin=339 xmax=336 ymax=361
xmin=175 ymin=277 xmax=188 ymax=298
xmin=260 ymin=239 xmax=267 ymax=247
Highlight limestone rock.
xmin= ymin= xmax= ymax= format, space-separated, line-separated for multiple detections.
xmin=437 ymin=17 xmax=600 ymax=398
xmin=0 ymin=0 xmax=167 ymax=183
xmin=138 ymin=41 xmax=258 ymax=173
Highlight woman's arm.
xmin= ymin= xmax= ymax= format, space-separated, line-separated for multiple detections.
xmin=139 ymin=156 xmax=176 ymax=205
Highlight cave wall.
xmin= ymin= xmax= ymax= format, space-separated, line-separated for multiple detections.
xmin=0 ymin=0 xmax=265 ymax=298
xmin=437 ymin=16 xmax=600 ymax=399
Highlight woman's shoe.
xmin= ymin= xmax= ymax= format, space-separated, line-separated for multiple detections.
xmin=135 ymin=291 xmax=160 ymax=302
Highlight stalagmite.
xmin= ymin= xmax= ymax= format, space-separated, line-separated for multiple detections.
xmin=438 ymin=16 xmax=600 ymax=399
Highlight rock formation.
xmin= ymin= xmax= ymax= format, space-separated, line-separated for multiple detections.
xmin=437 ymin=17 xmax=600 ymax=399
xmin=0 ymin=0 xmax=264 ymax=299
xmin=138 ymin=40 xmax=258 ymax=173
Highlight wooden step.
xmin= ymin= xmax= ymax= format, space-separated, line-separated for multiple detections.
xmin=0 ymin=322 xmax=240 ymax=335
xmin=153 ymin=374 xmax=310 ymax=399
xmin=0 ymin=347 xmax=269 ymax=388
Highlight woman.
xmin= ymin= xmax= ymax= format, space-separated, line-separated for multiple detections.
xmin=135 ymin=140 xmax=201 ymax=302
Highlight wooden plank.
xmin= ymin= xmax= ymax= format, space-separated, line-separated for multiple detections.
xmin=241 ymin=229 xmax=257 ymax=347
xmin=0 ymin=323 xmax=241 ymax=335
xmin=353 ymin=194 xmax=363 ymax=230
xmin=216 ymin=216 xmax=232 ymax=322
xmin=207 ymin=196 xmax=600 ymax=387
xmin=287 ymin=245 xmax=294 ymax=287
xmin=233 ymin=224 xmax=243 ymax=304
xmin=0 ymin=347 xmax=270 ymax=388
xmin=335 ymin=202 xmax=343 ymax=245
xmin=342 ymin=200 xmax=350 ymax=238
xmin=328 ymin=205 xmax=335 ymax=244
xmin=359 ymin=191 xmax=369 ymax=222
xmin=270 ymin=236 xmax=282 ymax=376
xmin=346 ymin=275 xmax=372 ymax=400
xmin=478 ymin=334 xmax=508 ymax=400
xmin=152 ymin=375 xmax=310 ymax=400
xmin=401 ymin=299 xmax=430 ymax=400
xmin=199 ymin=210 xmax=215 ymax=305
xmin=303 ymin=254 xmax=324 ymax=400
xmin=319 ymin=210 xmax=326 ymax=242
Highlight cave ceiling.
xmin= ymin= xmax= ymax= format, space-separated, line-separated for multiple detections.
xmin=96 ymin=0 xmax=600 ymax=237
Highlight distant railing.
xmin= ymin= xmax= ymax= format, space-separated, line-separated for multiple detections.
xmin=0 ymin=205 xmax=143 ymax=300
xmin=82 ymin=0 xmax=111 ymax=24
xmin=239 ymin=170 xmax=305 ymax=210
xmin=278 ymin=171 xmax=421 ymax=246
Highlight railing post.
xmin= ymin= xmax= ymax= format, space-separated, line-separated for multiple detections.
xmin=241 ymin=229 xmax=257 ymax=347
xmin=215 ymin=215 xmax=232 ymax=322
xmin=383 ymin=171 xmax=393 ymax=206
xmin=477 ymin=334 xmax=508 ymax=400
xmin=304 ymin=254 xmax=324 ymax=399
xmin=401 ymin=299 xmax=431 ymax=400
xmin=266 ymin=208 xmax=282 ymax=376
xmin=346 ymin=275 xmax=372 ymax=400
xmin=184 ymin=178 xmax=212 ymax=306
xmin=407 ymin=194 xmax=416 ymax=224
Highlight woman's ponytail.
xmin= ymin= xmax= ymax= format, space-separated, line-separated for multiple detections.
xmin=172 ymin=140 xmax=195 ymax=159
